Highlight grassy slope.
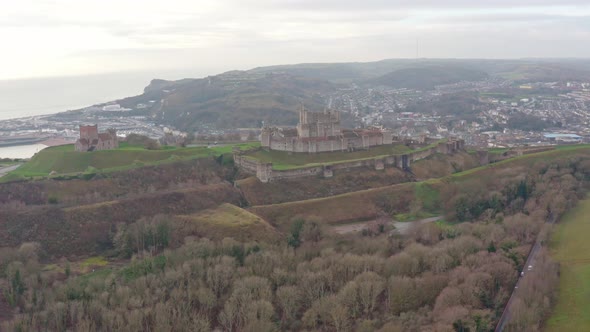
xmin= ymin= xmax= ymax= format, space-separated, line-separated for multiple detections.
xmin=411 ymin=151 xmax=481 ymax=179
xmin=237 ymin=167 xmax=411 ymax=206
xmin=0 ymin=183 xmax=241 ymax=256
xmin=249 ymin=145 xmax=590 ymax=230
xmin=546 ymin=196 xmax=590 ymax=331
xmin=246 ymin=144 xmax=413 ymax=170
xmin=176 ymin=203 xmax=280 ymax=243
xmin=249 ymin=183 xmax=416 ymax=230
xmin=4 ymin=142 xmax=259 ymax=180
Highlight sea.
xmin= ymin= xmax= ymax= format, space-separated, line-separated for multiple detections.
xmin=0 ymin=69 xmax=211 ymax=159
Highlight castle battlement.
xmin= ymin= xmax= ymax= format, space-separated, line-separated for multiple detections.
xmin=235 ymin=138 xmax=466 ymax=183
xmin=261 ymin=107 xmax=393 ymax=153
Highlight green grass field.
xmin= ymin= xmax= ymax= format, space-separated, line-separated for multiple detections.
xmin=2 ymin=142 xmax=259 ymax=181
xmin=246 ymin=144 xmax=413 ymax=170
xmin=546 ymin=196 xmax=590 ymax=331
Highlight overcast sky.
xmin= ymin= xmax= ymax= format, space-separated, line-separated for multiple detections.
xmin=2 ymin=0 xmax=590 ymax=79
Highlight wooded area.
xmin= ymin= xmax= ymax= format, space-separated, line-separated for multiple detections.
xmin=1 ymin=154 xmax=588 ymax=331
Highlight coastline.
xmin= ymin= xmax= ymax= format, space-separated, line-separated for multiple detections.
xmin=0 ymin=138 xmax=71 ymax=159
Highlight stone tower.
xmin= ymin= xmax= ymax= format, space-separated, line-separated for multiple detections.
xmin=296 ymin=106 xmax=341 ymax=138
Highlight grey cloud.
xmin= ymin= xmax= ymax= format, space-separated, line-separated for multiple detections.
xmin=248 ymin=0 xmax=590 ymax=11
xmin=429 ymin=13 xmax=590 ymax=24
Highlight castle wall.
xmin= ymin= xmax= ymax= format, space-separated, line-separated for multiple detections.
xmin=237 ymin=138 xmax=466 ymax=183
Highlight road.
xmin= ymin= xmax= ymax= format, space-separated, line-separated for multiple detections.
xmin=495 ymin=241 xmax=542 ymax=331
xmin=331 ymin=216 xmax=443 ymax=235
xmin=0 ymin=164 xmax=21 ymax=178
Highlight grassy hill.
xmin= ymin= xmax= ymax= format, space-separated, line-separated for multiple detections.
xmin=0 ymin=183 xmax=241 ymax=256
xmin=3 ymin=142 xmax=258 ymax=181
xmin=103 ymin=59 xmax=590 ymax=131
xmin=547 ymin=196 xmax=590 ymax=331
xmin=366 ymin=65 xmax=489 ymax=90
xmin=118 ymin=72 xmax=334 ymax=130
xmin=496 ymin=62 xmax=590 ymax=82
xmin=175 ymin=203 xmax=280 ymax=243
xmin=249 ymin=145 xmax=590 ymax=230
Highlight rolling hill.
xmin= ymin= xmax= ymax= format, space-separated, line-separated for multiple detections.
xmin=109 ymin=58 xmax=590 ymax=131
xmin=118 ymin=71 xmax=335 ymax=130
xmin=366 ymin=65 xmax=489 ymax=90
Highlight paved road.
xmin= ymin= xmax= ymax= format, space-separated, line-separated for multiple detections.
xmin=331 ymin=216 xmax=443 ymax=235
xmin=0 ymin=164 xmax=21 ymax=178
xmin=495 ymin=241 xmax=542 ymax=331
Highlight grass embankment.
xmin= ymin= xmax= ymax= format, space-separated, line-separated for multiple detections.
xmin=546 ymin=196 xmax=590 ymax=331
xmin=0 ymin=183 xmax=241 ymax=256
xmin=249 ymin=145 xmax=590 ymax=230
xmin=449 ymin=144 xmax=590 ymax=181
xmin=246 ymin=143 xmax=413 ymax=170
xmin=249 ymin=182 xmax=417 ymax=230
xmin=2 ymin=142 xmax=259 ymax=181
xmin=176 ymin=203 xmax=280 ymax=243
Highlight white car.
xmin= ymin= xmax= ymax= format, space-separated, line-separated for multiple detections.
xmin=527 ymin=265 xmax=533 ymax=271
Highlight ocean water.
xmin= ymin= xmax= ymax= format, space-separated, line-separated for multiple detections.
xmin=0 ymin=69 xmax=210 ymax=121
xmin=0 ymin=144 xmax=48 ymax=159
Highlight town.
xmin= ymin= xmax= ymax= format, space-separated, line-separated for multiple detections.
xmin=2 ymin=76 xmax=590 ymax=152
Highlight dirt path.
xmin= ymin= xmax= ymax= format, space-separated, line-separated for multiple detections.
xmin=331 ymin=221 xmax=373 ymax=234
xmin=331 ymin=216 xmax=443 ymax=235
xmin=392 ymin=216 xmax=444 ymax=234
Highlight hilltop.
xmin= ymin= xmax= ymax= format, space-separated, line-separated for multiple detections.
xmin=117 ymin=72 xmax=334 ymax=130
xmin=1 ymin=142 xmax=258 ymax=182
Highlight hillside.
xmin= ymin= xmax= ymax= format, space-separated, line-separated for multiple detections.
xmin=496 ymin=61 xmax=590 ymax=82
xmin=0 ymin=183 xmax=241 ymax=256
xmin=249 ymin=145 xmax=590 ymax=229
xmin=366 ymin=65 xmax=489 ymax=90
xmin=117 ymin=72 xmax=335 ymax=130
xmin=102 ymin=58 xmax=590 ymax=131
xmin=1 ymin=143 xmax=590 ymax=331
xmin=2 ymin=142 xmax=257 ymax=182
xmin=175 ymin=203 xmax=280 ymax=243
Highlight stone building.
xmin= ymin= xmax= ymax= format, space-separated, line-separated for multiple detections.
xmin=74 ymin=125 xmax=119 ymax=152
xmin=261 ymin=107 xmax=394 ymax=153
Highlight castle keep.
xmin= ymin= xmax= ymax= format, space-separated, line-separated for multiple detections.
xmin=75 ymin=125 xmax=118 ymax=152
xmin=233 ymin=107 xmax=467 ymax=183
xmin=261 ymin=107 xmax=394 ymax=153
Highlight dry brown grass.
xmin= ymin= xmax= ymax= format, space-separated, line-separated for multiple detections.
xmin=249 ymin=183 xmax=416 ymax=231
xmin=175 ymin=203 xmax=281 ymax=243
xmin=237 ymin=167 xmax=411 ymax=205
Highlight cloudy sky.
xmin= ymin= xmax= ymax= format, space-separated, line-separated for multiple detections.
xmin=2 ymin=0 xmax=590 ymax=79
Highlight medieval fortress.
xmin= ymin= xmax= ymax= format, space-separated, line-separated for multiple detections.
xmin=234 ymin=108 xmax=467 ymax=182
xmin=261 ymin=107 xmax=394 ymax=153
xmin=75 ymin=125 xmax=118 ymax=152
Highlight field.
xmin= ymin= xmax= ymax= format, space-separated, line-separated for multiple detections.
xmin=546 ymin=197 xmax=590 ymax=331
xmin=2 ymin=142 xmax=259 ymax=181
xmin=246 ymin=143 xmax=413 ymax=170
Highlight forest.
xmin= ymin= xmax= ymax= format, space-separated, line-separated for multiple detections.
xmin=0 ymin=152 xmax=589 ymax=331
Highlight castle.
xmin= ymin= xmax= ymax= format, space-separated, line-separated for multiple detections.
xmin=74 ymin=125 xmax=118 ymax=152
xmin=261 ymin=107 xmax=394 ymax=153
